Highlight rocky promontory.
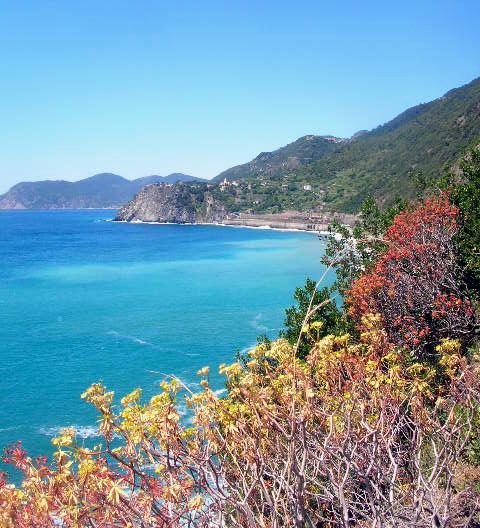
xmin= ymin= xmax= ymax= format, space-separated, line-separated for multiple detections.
xmin=114 ymin=182 xmax=356 ymax=231
xmin=114 ymin=182 xmax=227 ymax=224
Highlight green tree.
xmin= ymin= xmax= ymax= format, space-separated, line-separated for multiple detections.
xmin=281 ymin=279 xmax=347 ymax=359
xmin=452 ymin=148 xmax=480 ymax=292
xmin=323 ymin=195 xmax=406 ymax=295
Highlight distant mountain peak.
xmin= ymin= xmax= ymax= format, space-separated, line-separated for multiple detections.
xmin=0 ymin=172 xmax=206 ymax=210
xmin=83 ymin=173 xmax=129 ymax=184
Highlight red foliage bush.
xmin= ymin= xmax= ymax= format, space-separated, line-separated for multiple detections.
xmin=347 ymin=194 xmax=477 ymax=355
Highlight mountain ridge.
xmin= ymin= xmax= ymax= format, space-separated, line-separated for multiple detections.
xmin=0 ymin=173 xmax=207 ymax=210
xmin=207 ymin=76 xmax=480 ymax=213
xmin=213 ymin=135 xmax=345 ymax=182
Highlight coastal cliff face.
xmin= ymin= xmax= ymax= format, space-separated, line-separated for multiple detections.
xmin=115 ymin=182 xmax=357 ymax=230
xmin=114 ymin=183 xmax=228 ymax=223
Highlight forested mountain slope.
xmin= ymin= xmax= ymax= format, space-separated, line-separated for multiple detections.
xmin=213 ymin=135 xmax=345 ymax=182
xmin=296 ymin=76 xmax=480 ymax=211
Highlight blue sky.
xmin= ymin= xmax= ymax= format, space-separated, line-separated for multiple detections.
xmin=0 ymin=0 xmax=479 ymax=192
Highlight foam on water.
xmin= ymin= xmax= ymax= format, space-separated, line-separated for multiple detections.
xmin=250 ymin=313 xmax=269 ymax=333
xmin=40 ymin=425 xmax=100 ymax=439
xmin=108 ymin=330 xmax=151 ymax=346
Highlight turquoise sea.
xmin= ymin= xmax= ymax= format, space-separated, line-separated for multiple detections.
xmin=0 ymin=210 xmax=331 ymax=464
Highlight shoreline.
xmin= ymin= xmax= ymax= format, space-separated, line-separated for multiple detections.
xmin=110 ymin=218 xmax=333 ymax=236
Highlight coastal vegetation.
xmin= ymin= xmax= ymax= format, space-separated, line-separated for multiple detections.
xmin=1 ymin=150 xmax=479 ymax=527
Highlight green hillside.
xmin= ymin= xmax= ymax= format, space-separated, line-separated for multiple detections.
xmin=213 ymin=135 xmax=344 ymax=182
xmin=295 ymin=76 xmax=480 ymax=211
xmin=207 ymin=76 xmax=480 ymax=214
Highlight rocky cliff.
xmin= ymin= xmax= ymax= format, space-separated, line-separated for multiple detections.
xmin=114 ymin=182 xmax=357 ymax=230
xmin=114 ymin=183 xmax=228 ymax=223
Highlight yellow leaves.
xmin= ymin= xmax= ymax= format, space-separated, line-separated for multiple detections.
xmin=107 ymin=481 xmax=125 ymax=505
xmin=305 ymin=320 xmax=323 ymax=334
xmin=248 ymin=345 xmax=265 ymax=359
xmin=36 ymin=493 xmax=50 ymax=512
xmin=159 ymin=378 xmax=179 ymax=394
xmin=99 ymin=414 xmax=114 ymax=438
xmin=163 ymin=482 xmax=182 ymax=502
xmin=167 ymin=410 xmax=180 ymax=422
xmin=308 ymin=334 xmax=351 ymax=371
xmin=264 ymin=339 xmax=293 ymax=361
xmin=197 ymin=366 xmax=210 ymax=377
xmin=436 ymin=338 xmax=461 ymax=354
xmin=159 ymin=380 xmax=171 ymax=391
xmin=309 ymin=320 xmax=324 ymax=331
xmin=52 ymin=427 xmax=75 ymax=447
xmin=150 ymin=393 xmax=170 ymax=406
xmin=365 ymin=360 xmax=379 ymax=373
xmin=225 ymin=422 xmax=239 ymax=434
xmin=77 ymin=458 xmax=97 ymax=481
xmin=361 ymin=313 xmax=382 ymax=330
xmin=0 ymin=325 xmax=476 ymax=527
xmin=54 ymin=450 xmax=73 ymax=472
xmin=188 ymin=494 xmax=204 ymax=510
xmin=406 ymin=363 xmax=434 ymax=379
xmin=368 ymin=376 xmax=382 ymax=390
xmin=121 ymin=388 xmax=142 ymax=407
xmin=14 ymin=488 xmax=26 ymax=501
xmin=219 ymin=362 xmax=242 ymax=377
xmin=411 ymin=379 xmax=432 ymax=397
xmin=437 ymin=339 xmax=462 ymax=378
xmin=359 ymin=313 xmax=389 ymax=347
xmin=382 ymin=352 xmax=400 ymax=365
xmin=180 ymin=427 xmax=196 ymax=440
xmin=81 ymin=383 xmax=114 ymax=412
xmin=154 ymin=463 xmax=165 ymax=474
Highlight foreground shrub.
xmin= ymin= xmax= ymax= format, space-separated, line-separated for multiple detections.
xmin=1 ymin=324 xmax=480 ymax=527
xmin=281 ymin=278 xmax=348 ymax=358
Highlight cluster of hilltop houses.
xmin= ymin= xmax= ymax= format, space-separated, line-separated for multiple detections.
xmin=156 ymin=177 xmax=317 ymax=197
xmin=219 ymin=178 xmax=240 ymax=190
xmin=218 ymin=177 xmax=314 ymax=193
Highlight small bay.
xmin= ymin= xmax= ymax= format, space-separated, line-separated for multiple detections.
xmin=0 ymin=210 xmax=332 ymax=461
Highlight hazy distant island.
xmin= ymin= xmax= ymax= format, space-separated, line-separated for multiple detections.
xmin=0 ymin=173 xmax=206 ymax=210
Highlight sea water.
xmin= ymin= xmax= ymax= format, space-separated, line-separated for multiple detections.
xmin=0 ymin=210 xmax=332 ymax=464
